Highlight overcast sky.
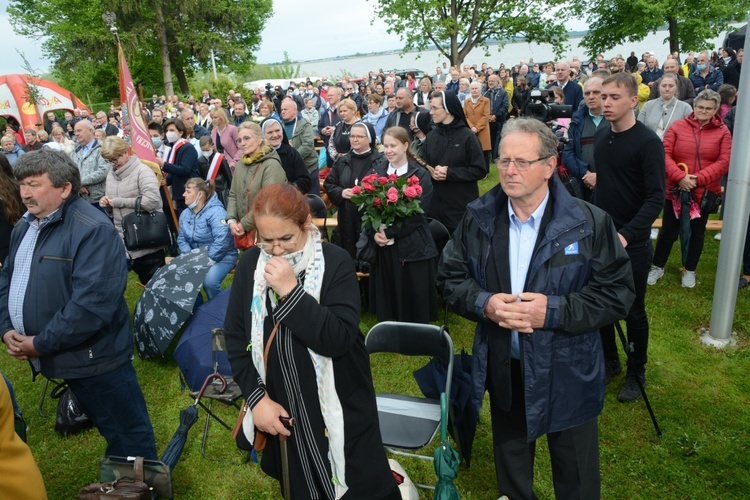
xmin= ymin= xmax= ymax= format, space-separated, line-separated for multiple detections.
xmin=1 ymin=0 xmax=593 ymax=75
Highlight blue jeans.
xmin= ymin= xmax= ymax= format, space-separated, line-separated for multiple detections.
xmin=204 ymin=256 xmax=236 ymax=299
xmin=66 ymin=362 xmax=157 ymax=459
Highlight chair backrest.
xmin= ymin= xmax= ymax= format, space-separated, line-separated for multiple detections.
xmin=306 ymin=194 xmax=327 ymax=219
xmin=365 ymin=321 xmax=454 ymax=398
xmin=427 ymin=218 xmax=451 ymax=256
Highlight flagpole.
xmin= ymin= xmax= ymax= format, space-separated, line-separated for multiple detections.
xmin=103 ymin=11 xmax=180 ymax=233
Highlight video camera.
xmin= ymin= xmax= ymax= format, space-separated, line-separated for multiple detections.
xmin=525 ymin=89 xmax=573 ymax=122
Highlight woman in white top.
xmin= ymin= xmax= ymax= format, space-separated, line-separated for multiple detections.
xmin=638 ymin=73 xmax=693 ymax=139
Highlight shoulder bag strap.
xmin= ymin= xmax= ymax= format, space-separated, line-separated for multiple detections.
xmin=264 ymin=321 xmax=281 ymax=368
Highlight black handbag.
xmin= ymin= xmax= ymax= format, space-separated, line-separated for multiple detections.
xmin=121 ymin=197 xmax=172 ymax=251
xmin=51 ymin=382 xmax=93 ymax=436
xmin=355 ymin=231 xmax=377 ymax=265
xmin=700 ymin=189 xmax=722 ymax=214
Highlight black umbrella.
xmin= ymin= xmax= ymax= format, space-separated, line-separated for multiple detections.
xmin=160 ymin=373 xmax=225 ymax=470
xmin=134 ymin=247 xmax=213 ymax=358
xmin=159 ymin=406 xmax=199 ymax=470
xmin=414 ymin=349 xmax=478 ymax=466
xmin=672 ymin=163 xmax=700 ymax=269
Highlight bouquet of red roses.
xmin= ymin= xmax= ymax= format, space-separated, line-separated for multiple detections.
xmin=349 ymin=173 xmax=424 ymax=232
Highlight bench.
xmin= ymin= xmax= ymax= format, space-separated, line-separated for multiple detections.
xmin=652 ymin=219 xmax=723 ymax=231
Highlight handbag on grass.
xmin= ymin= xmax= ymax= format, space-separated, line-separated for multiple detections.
xmin=122 ymin=197 xmax=172 ymax=251
xmin=232 ymin=321 xmax=281 ymax=452
xmin=78 ymin=456 xmax=151 ymax=499
xmin=99 ymin=456 xmax=173 ymax=499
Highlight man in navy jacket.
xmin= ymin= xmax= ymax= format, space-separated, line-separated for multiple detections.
xmin=438 ymin=119 xmax=634 ymax=499
xmin=0 ymin=150 xmax=157 ymax=459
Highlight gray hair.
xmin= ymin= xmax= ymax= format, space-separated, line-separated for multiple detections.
xmin=695 ymin=89 xmax=721 ymax=109
xmin=500 ymin=118 xmax=558 ymax=160
xmin=75 ymin=119 xmax=95 ymax=132
xmin=14 ymin=149 xmax=82 ymax=193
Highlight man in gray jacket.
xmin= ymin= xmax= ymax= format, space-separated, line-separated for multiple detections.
xmin=280 ymin=97 xmax=320 ymax=196
xmin=70 ymin=120 xmax=110 ymax=209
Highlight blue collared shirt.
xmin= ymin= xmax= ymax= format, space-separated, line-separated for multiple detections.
xmin=589 ymin=110 xmax=604 ymax=127
xmin=9 ymin=209 xmax=60 ymax=370
xmin=79 ymin=138 xmax=97 ymax=156
xmin=507 ymin=190 xmax=549 ymax=359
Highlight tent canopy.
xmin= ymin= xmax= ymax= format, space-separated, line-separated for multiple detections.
xmin=0 ymin=74 xmax=89 ymax=130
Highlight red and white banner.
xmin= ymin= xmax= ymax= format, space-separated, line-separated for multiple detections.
xmin=118 ymin=44 xmax=157 ymax=164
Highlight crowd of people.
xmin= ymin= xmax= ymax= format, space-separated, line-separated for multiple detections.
xmin=0 ymin=42 xmax=746 ymax=498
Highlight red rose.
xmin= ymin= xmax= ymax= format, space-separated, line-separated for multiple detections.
xmin=376 ymin=176 xmax=387 ymax=185
xmin=414 ymin=184 xmax=423 ymax=195
xmin=363 ymin=173 xmax=378 ymax=183
xmin=373 ymin=197 xmax=382 ymax=207
xmin=386 ymin=187 xmax=399 ymax=203
xmin=407 ymin=175 xmax=420 ymax=186
xmin=389 ymin=174 xmax=399 ymax=182
xmin=362 ymin=182 xmax=376 ymax=193
xmin=351 ymin=185 xmax=361 ymax=195
xmin=404 ymin=186 xmax=418 ymax=199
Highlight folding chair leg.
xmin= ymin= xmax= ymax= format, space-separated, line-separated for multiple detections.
xmin=197 ymin=398 xmax=244 ymax=465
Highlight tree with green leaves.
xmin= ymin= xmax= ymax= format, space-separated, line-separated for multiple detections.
xmin=370 ymin=0 xmax=570 ymax=67
xmin=8 ymin=0 xmax=272 ymax=101
xmin=572 ymin=0 xmax=750 ymax=56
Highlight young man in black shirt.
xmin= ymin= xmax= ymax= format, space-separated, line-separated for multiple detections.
xmin=593 ymin=72 xmax=666 ymax=402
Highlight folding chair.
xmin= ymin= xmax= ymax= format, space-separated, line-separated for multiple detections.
xmin=365 ymin=321 xmax=454 ymax=489
xmin=427 ymin=217 xmax=451 ymax=256
xmin=190 ymin=328 xmax=244 ymax=463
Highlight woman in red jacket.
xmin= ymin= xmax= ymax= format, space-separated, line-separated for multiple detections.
xmin=648 ymin=90 xmax=732 ymax=288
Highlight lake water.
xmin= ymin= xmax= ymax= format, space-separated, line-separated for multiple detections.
xmin=294 ymin=26 xmax=743 ymax=79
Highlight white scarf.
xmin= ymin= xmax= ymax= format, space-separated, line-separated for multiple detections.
xmin=243 ymin=228 xmax=349 ymax=497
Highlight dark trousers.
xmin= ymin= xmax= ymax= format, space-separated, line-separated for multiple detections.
xmin=652 ymin=198 xmax=711 ymax=271
xmin=488 ymin=360 xmax=601 ymax=500
xmin=131 ymin=249 xmax=166 ymax=284
xmin=600 ymin=240 xmax=652 ymax=370
xmin=67 ymin=362 xmax=157 ymax=459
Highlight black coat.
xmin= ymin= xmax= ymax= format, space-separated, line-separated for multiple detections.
xmin=324 ymin=149 xmax=384 ymax=258
xmin=224 ymin=243 xmax=397 ymax=498
xmin=275 ymin=142 xmax=312 ymax=194
xmin=420 ymin=119 xmax=487 ymax=234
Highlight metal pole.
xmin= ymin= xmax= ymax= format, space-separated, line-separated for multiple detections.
xmin=210 ymin=49 xmax=218 ymax=81
xmin=704 ymin=14 xmax=750 ymax=346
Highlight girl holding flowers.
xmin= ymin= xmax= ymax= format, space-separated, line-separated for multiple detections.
xmin=358 ymin=126 xmax=438 ymax=323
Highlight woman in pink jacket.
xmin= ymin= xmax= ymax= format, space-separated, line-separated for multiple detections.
xmin=648 ymin=90 xmax=732 ymax=288
xmin=210 ymin=108 xmax=241 ymax=169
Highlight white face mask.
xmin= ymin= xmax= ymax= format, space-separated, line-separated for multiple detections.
xmin=201 ymin=150 xmax=212 ymax=158
xmin=165 ymin=131 xmax=180 ymax=143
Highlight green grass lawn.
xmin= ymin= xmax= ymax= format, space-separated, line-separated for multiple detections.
xmin=2 ymin=168 xmax=750 ymax=498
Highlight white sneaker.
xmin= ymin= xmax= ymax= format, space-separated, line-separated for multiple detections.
xmin=714 ymin=232 xmax=722 ymax=241
xmin=650 ymin=228 xmax=659 ymax=240
xmin=682 ymin=269 xmax=696 ymax=288
xmin=647 ymin=266 xmax=664 ymax=286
